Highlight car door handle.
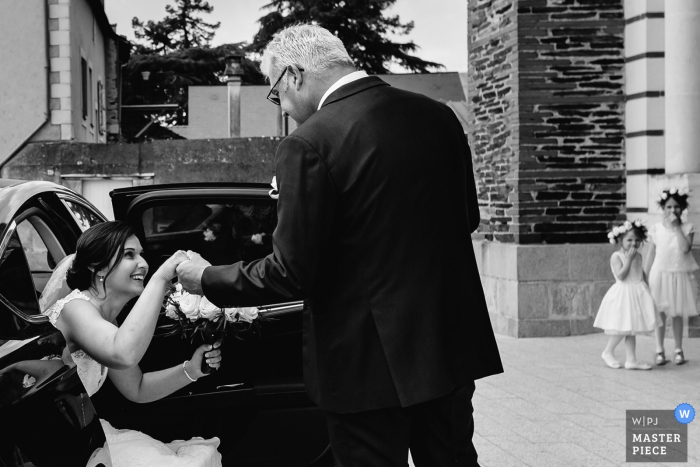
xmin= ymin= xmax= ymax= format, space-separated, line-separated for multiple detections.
xmin=257 ymin=301 xmax=304 ymax=318
xmin=216 ymin=383 xmax=245 ymax=390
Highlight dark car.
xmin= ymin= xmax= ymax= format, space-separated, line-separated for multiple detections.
xmin=0 ymin=179 xmax=333 ymax=467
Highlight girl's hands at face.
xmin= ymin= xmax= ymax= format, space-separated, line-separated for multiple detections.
xmin=664 ymin=210 xmax=681 ymax=228
xmin=669 ymin=213 xmax=681 ymax=228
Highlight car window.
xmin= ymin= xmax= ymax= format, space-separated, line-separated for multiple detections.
xmin=16 ymin=220 xmax=53 ymax=272
xmin=15 ymin=217 xmax=67 ymax=297
xmin=0 ymin=230 xmax=42 ymax=323
xmin=62 ymin=200 xmax=103 ymax=231
xmin=142 ymin=203 xmax=277 ymax=267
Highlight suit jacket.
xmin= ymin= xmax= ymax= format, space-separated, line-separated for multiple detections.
xmin=202 ymin=76 xmax=503 ymax=414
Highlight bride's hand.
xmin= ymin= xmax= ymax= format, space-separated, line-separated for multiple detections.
xmin=153 ymin=250 xmax=190 ymax=282
xmin=187 ymin=340 xmax=222 ymax=379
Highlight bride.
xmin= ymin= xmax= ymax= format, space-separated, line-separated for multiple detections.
xmin=40 ymin=221 xmax=223 ymax=466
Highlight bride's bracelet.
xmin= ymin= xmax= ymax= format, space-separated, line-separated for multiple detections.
xmin=182 ymin=360 xmax=198 ymax=382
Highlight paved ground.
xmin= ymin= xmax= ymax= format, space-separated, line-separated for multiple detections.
xmin=408 ymin=333 xmax=699 ymax=466
xmin=467 ymin=332 xmax=699 ymax=466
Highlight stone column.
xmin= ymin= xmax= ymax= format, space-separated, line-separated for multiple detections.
xmin=665 ymin=0 xmax=700 ymax=174
xmin=468 ymin=0 xmax=626 ymax=337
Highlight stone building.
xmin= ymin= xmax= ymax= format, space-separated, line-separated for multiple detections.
xmin=469 ymin=0 xmax=699 ymax=337
xmin=0 ymin=0 xmax=129 ymax=165
xmin=1 ymin=0 xmax=130 ymax=218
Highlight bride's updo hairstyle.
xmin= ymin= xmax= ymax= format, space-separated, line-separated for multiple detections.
xmin=66 ymin=221 xmax=136 ymax=293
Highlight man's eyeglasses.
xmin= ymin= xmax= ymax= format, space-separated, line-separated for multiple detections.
xmin=266 ymin=66 xmax=304 ymax=105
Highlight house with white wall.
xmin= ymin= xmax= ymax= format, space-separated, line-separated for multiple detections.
xmin=0 ymin=0 xmax=130 ymax=169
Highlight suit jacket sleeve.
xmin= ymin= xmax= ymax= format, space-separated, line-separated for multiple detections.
xmin=201 ymin=135 xmax=336 ymax=307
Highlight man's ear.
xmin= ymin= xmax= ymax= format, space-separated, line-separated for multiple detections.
xmin=289 ymin=65 xmax=304 ymax=90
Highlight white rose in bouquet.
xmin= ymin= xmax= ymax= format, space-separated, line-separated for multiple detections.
xmin=224 ymin=308 xmax=239 ymax=322
xmin=165 ymin=303 xmax=179 ymax=320
xmin=168 ymin=282 xmax=184 ymax=300
xmin=199 ymin=296 xmax=221 ymax=320
xmin=223 ymin=307 xmax=259 ymax=323
xmin=238 ymin=307 xmax=259 ymax=323
xmin=178 ymin=293 xmax=202 ymax=320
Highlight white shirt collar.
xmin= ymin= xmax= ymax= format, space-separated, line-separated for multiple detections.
xmin=317 ymin=71 xmax=369 ymax=110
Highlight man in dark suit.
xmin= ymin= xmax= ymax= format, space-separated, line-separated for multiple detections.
xmin=177 ymin=24 xmax=503 ymax=467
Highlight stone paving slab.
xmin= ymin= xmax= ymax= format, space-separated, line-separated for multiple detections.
xmin=471 ymin=333 xmax=700 ymax=466
xmin=408 ymin=333 xmax=698 ymax=466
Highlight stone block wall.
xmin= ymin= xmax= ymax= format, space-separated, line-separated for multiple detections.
xmin=468 ymin=0 xmax=626 ymax=243
xmin=474 ymin=239 xmax=700 ymax=338
xmin=475 ymin=240 xmax=700 ymax=338
xmin=2 ymin=137 xmax=280 ymax=184
xmin=474 ymin=240 xmax=615 ymax=337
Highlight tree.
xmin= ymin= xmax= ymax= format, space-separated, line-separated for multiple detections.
xmin=132 ymin=0 xmax=221 ymax=54
xmin=250 ymin=0 xmax=444 ymax=74
xmin=123 ymin=43 xmax=264 ymax=128
xmin=123 ymin=1 xmax=264 ymax=134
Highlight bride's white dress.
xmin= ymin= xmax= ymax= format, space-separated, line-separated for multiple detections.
xmin=44 ymin=289 xmax=222 ymax=467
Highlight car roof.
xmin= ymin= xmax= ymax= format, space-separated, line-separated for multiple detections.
xmin=0 ymin=180 xmax=81 ymax=230
xmin=0 ymin=178 xmax=27 ymax=189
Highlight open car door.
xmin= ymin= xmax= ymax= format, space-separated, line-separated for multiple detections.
xmin=93 ymin=182 xmax=332 ymax=467
xmin=0 ymin=186 xmax=110 ymax=467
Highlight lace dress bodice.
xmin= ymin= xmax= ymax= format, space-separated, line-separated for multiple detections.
xmin=42 ymin=289 xmax=108 ymax=396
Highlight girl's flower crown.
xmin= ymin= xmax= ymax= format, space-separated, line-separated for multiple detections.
xmin=657 ymin=188 xmax=689 ymax=209
xmin=607 ymin=219 xmax=647 ymax=244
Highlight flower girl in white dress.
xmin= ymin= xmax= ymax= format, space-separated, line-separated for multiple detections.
xmin=646 ymin=188 xmax=699 ymax=365
xmin=594 ymin=220 xmax=657 ymax=370
xmin=41 ymin=221 xmax=223 ymax=467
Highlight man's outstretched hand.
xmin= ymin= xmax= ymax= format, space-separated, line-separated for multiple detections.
xmin=176 ymin=251 xmax=212 ymax=295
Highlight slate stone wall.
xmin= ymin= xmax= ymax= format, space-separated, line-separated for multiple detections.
xmin=468 ymin=0 xmax=625 ymax=243
xmin=467 ymin=0 xmax=519 ymax=240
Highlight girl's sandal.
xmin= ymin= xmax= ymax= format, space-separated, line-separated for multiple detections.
xmin=674 ymin=350 xmax=687 ymax=365
xmin=655 ymin=352 xmax=668 ymax=366
xmin=602 ymin=352 xmax=621 ymax=369
xmin=625 ymin=361 xmax=652 ymax=370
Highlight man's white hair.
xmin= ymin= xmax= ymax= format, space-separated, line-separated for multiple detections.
xmin=261 ymin=23 xmax=355 ymax=81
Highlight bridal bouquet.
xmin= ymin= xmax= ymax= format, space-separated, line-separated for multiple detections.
xmin=159 ymin=283 xmax=267 ymax=372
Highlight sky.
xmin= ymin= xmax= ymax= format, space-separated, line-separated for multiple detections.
xmin=104 ymin=0 xmax=468 ymax=73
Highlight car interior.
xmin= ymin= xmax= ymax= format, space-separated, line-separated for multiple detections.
xmin=142 ymin=202 xmax=277 ymax=269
